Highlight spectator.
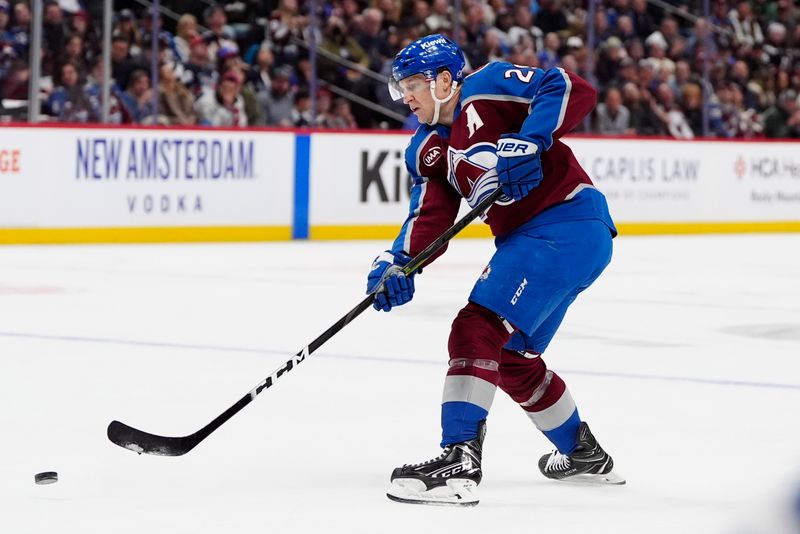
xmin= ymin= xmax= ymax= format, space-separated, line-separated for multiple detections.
xmin=509 ymin=44 xmax=539 ymax=69
xmin=425 ymin=0 xmax=452 ymax=33
xmin=0 ymin=1 xmax=8 ymax=39
xmin=119 ymin=69 xmax=156 ymax=124
xmin=728 ymin=59 xmax=761 ymax=110
xmin=492 ymin=9 xmax=516 ymax=51
xmin=508 ymin=3 xmax=543 ymax=51
xmin=622 ymin=82 xmax=663 ymax=135
xmin=268 ymin=0 xmax=306 ymax=66
xmin=84 ymin=57 xmax=123 ymax=124
xmin=631 ymin=0 xmax=657 ymax=41
xmin=195 ymin=69 xmax=247 ymax=127
xmin=402 ymin=0 xmax=433 ymax=35
xmin=68 ymin=10 xmax=101 ymax=65
xmin=681 ymin=82 xmax=704 ymax=135
xmin=483 ymin=28 xmax=510 ymax=64
xmin=561 ymin=53 xmax=579 ymax=74
xmin=56 ymin=34 xmax=89 ymax=83
xmin=645 ymin=31 xmax=674 ymax=75
xmin=47 ymin=61 xmax=95 ymax=122
xmin=110 ymin=35 xmax=140 ymax=91
xmin=314 ymin=87 xmax=335 ymax=127
xmin=173 ymin=13 xmax=198 ymax=64
xmin=113 ymin=9 xmax=142 ymax=52
xmin=259 ymin=65 xmax=293 ymax=126
xmin=565 ymin=36 xmax=588 ymax=75
xmin=653 ymin=82 xmax=695 ymax=138
xmin=728 ymin=83 xmax=763 ymax=137
xmin=763 ymin=88 xmax=800 ymax=137
xmin=140 ymin=8 xmax=173 ymax=60
xmin=290 ymin=88 xmax=312 ymax=126
xmin=616 ymin=56 xmax=637 ymax=84
xmin=8 ymin=2 xmax=31 ymax=59
xmin=535 ymin=0 xmax=569 ymax=35
xmin=376 ymin=0 xmax=403 ymax=30
xmin=763 ymin=22 xmax=788 ymax=67
xmin=318 ymin=16 xmax=369 ymax=87
xmin=182 ymin=35 xmax=216 ymax=96
xmin=3 ymin=0 xmax=797 ymax=137
xmin=158 ymin=62 xmax=196 ymax=125
xmin=249 ymin=42 xmax=274 ymax=95
xmin=596 ymin=36 xmax=625 ymax=85
xmin=461 ymin=3 xmax=489 ymax=67
xmin=670 ymin=60 xmax=694 ymax=96
xmin=595 ymin=87 xmax=632 ymax=134
xmin=355 ymin=8 xmax=393 ymax=72
xmin=591 ymin=7 xmax=615 ymax=43
xmin=327 ymin=97 xmax=358 ymax=129
xmin=537 ymin=32 xmax=561 ymax=70
xmin=616 ymin=15 xmax=637 ymax=43
xmin=201 ymin=4 xmax=236 ymax=69
xmin=729 ymin=0 xmax=764 ymax=48
xmin=42 ymin=1 xmax=65 ymax=73
xmin=220 ymin=53 xmax=264 ymax=126
xmin=659 ymin=17 xmax=681 ymax=51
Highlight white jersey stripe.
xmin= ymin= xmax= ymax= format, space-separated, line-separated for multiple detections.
xmin=403 ymin=181 xmax=427 ymax=253
xmin=553 ymin=67 xmax=572 ymax=133
xmin=564 ymin=183 xmax=596 ymax=201
xmin=461 ymin=94 xmax=532 ymax=108
xmin=401 ymin=130 xmax=437 ymax=252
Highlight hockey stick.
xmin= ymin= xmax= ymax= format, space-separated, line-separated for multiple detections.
xmin=107 ymin=188 xmax=504 ymax=456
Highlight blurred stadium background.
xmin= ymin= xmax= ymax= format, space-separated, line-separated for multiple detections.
xmin=0 ymin=0 xmax=798 ymax=136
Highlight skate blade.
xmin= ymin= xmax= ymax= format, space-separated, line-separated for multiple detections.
xmin=386 ymin=478 xmax=479 ymax=507
xmin=554 ymin=470 xmax=626 ymax=486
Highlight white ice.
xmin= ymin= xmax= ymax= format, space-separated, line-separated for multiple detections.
xmin=1 ymin=234 xmax=799 ymax=533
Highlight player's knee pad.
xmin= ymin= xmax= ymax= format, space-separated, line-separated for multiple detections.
xmin=497 ymin=349 xmax=549 ymax=404
xmin=448 ymin=302 xmax=513 ymax=365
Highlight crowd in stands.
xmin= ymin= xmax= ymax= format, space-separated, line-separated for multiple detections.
xmin=1 ymin=0 xmax=798 ymax=137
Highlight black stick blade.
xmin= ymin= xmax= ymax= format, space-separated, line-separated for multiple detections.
xmin=107 ymin=420 xmax=197 ymax=457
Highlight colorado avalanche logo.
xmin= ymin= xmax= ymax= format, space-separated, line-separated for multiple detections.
xmin=448 ymin=143 xmax=514 ymax=208
xmin=479 ymin=264 xmax=492 ymax=281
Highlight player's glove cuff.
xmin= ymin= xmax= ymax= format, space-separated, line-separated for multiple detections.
xmin=496 ymin=134 xmax=542 ymax=158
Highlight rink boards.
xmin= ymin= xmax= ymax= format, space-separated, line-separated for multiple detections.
xmin=0 ymin=124 xmax=798 ymax=243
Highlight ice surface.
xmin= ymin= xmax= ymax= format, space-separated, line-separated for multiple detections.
xmin=0 ymin=234 xmax=798 ymax=533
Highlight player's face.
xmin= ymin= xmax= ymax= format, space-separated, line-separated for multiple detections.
xmin=399 ymin=74 xmax=435 ymax=122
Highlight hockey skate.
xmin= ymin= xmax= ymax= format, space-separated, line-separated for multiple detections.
xmin=386 ymin=421 xmax=485 ymax=506
xmin=538 ymin=422 xmax=625 ymax=485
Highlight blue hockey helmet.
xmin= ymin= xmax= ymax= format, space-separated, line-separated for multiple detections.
xmin=388 ymin=34 xmax=466 ymax=101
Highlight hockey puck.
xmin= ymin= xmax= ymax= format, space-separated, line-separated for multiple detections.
xmin=34 ymin=472 xmax=58 ymax=485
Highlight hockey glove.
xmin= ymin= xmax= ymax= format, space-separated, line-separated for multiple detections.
xmin=496 ymin=133 xmax=544 ymax=201
xmin=366 ymin=251 xmax=416 ymax=312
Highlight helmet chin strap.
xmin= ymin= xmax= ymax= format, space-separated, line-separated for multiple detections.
xmin=427 ymin=79 xmax=459 ymax=125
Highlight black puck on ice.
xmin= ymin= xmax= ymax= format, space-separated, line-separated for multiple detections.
xmin=34 ymin=472 xmax=58 ymax=485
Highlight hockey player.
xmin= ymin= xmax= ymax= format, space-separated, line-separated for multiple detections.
xmin=366 ymin=34 xmax=625 ymax=506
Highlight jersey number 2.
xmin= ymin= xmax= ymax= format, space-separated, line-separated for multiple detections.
xmin=504 ymin=68 xmax=534 ymax=83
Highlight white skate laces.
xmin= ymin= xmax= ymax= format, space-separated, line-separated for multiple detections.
xmin=544 ymin=451 xmax=571 ymax=472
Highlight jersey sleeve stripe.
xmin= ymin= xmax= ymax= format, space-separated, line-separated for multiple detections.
xmin=462 ymin=94 xmax=532 ymax=108
xmin=401 ymin=180 xmax=427 ymax=252
xmin=553 ymin=67 xmax=572 ymax=134
xmin=393 ymin=130 xmax=436 ymax=253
